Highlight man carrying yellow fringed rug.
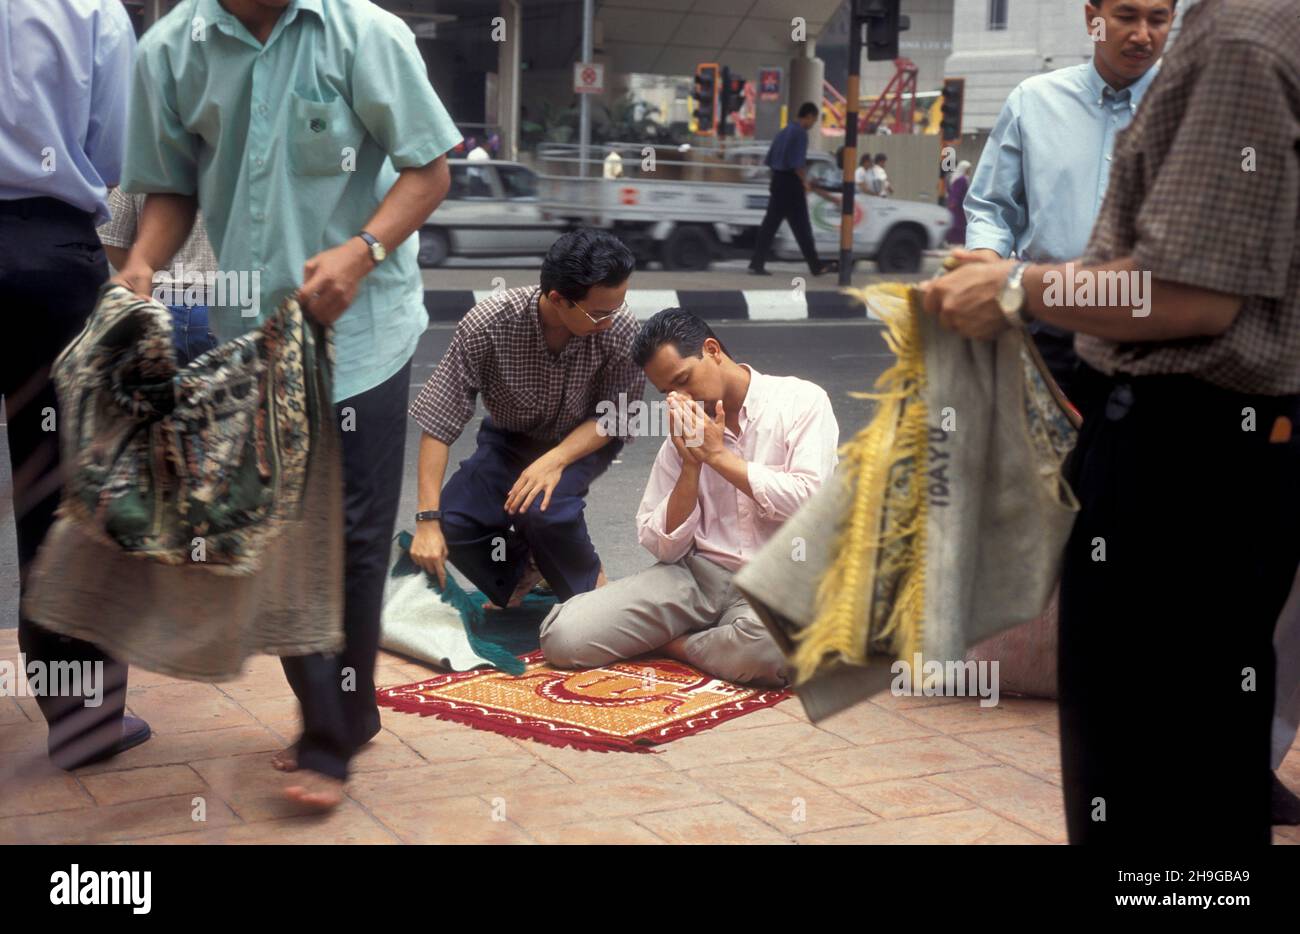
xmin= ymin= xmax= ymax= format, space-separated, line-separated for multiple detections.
xmin=539 ymin=309 xmax=839 ymax=687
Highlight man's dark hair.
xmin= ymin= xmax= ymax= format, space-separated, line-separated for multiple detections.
xmin=797 ymin=102 xmax=819 ymax=119
xmin=874 ymin=153 xmax=888 ymax=164
xmin=540 ymin=228 xmax=635 ymax=302
xmin=1089 ymin=0 xmax=1177 ymax=7
xmin=631 ymin=308 xmax=729 ymax=368
xmin=860 ymin=152 xmax=874 ymax=166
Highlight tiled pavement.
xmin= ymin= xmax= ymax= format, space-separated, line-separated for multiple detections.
xmin=2 ymin=628 xmax=1298 ymax=845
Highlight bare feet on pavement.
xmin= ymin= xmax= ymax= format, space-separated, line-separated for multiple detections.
xmin=283 ymin=771 xmax=345 ymax=811
xmin=271 ymin=745 xmax=299 ymax=772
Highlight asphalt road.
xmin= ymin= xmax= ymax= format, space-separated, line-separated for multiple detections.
xmin=0 ymin=310 xmax=894 ymax=629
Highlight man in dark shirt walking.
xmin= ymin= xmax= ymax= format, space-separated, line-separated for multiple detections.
xmin=748 ymin=102 xmax=834 ymax=277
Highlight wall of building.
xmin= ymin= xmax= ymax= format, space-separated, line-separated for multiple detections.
xmin=944 ymin=0 xmax=1094 ymax=131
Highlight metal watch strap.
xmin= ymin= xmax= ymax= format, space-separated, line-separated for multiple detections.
xmin=1004 ymin=261 xmax=1031 ymax=327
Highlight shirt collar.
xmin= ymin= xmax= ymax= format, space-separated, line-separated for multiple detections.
xmin=203 ymin=0 xmax=322 ymax=44
xmin=1086 ymin=56 xmax=1159 ymax=108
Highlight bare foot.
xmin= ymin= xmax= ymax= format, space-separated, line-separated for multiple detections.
xmin=270 ymin=745 xmax=298 ymax=772
xmin=595 ymin=565 xmax=607 ymax=588
xmin=283 ymin=772 xmax=345 ymax=812
xmin=483 ymin=553 xmax=544 ymax=611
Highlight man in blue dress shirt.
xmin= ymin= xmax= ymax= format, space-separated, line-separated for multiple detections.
xmin=963 ymin=0 xmax=1173 ymax=396
xmin=0 ymin=0 xmax=146 ymax=770
xmin=748 ymin=102 xmax=834 ymax=277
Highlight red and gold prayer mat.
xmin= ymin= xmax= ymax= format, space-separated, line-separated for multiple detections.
xmin=377 ymin=651 xmax=790 ymax=753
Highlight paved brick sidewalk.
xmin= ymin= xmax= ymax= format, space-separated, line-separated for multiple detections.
xmin=2 ymin=628 xmax=1297 ymax=844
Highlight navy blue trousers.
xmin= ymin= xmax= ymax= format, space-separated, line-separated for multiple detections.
xmin=281 ymin=359 xmax=411 ymax=781
xmin=441 ymin=419 xmax=622 ymax=607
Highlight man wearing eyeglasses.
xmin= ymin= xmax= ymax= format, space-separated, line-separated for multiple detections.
xmin=409 ymin=229 xmax=644 ymax=607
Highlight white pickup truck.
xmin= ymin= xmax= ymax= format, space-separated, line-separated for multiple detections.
xmin=535 ymin=142 xmax=951 ymax=273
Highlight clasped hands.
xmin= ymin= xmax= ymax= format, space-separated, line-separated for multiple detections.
xmin=666 ymin=390 xmax=727 ymax=469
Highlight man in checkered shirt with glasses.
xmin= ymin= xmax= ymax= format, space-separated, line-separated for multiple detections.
xmin=409 ymin=229 xmax=644 ymax=608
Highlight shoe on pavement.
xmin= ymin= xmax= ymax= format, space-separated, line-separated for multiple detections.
xmin=63 ymin=715 xmax=152 ymax=770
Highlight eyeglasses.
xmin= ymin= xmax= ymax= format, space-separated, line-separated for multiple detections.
xmin=570 ymin=298 xmax=628 ymax=324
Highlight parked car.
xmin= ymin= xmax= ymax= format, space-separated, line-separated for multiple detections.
xmin=418 ymin=159 xmax=566 ymax=267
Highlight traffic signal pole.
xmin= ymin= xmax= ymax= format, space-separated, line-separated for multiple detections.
xmin=838 ymin=17 xmax=862 ymax=287
xmin=578 ymin=0 xmax=593 ymax=177
xmin=842 ymin=1 xmax=909 ymax=286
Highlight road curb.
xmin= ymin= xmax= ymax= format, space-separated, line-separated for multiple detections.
xmin=423 ymin=289 xmax=879 ymax=323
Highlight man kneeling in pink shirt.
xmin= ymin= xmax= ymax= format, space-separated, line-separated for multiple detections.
xmin=539 ymin=308 xmax=839 ymax=687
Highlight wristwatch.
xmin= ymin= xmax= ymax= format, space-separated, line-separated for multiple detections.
xmin=358 ymin=231 xmax=387 ymax=265
xmin=415 ymin=509 xmax=442 ymax=523
xmin=997 ymin=261 xmax=1032 ymax=328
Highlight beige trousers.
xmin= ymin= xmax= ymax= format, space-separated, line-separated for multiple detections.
xmin=539 ymin=554 xmax=791 ymax=688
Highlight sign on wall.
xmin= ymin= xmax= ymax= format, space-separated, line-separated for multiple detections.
xmin=574 ymin=62 xmax=605 ymax=94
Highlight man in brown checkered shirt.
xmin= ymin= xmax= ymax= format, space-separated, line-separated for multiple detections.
xmin=408 ymin=229 xmax=644 ymax=608
xmin=925 ymin=0 xmax=1300 ymax=844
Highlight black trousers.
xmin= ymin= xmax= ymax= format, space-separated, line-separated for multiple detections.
xmin=749 ymin=171 xmax=822 ymax=274
xmin=1058 ymin=363 xmax=1300 ymax=845
xmin=1 ymin=198 xmax=131 ymax=769
xmin=280 ymin=358 xmax=411 ymax=780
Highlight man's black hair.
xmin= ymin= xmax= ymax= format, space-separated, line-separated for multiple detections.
xmin=874 ymin=153 xmax=888 ymax=164
xmin=539 ymin=228 xmax=635 ymax=303
xmin=797 ymin=102 xmax=820 ymax=119
xmin=1088 ymin=0 xmax=1177 ymax=7
xmin=631 ymin=308 xmax=730 ymax=368
xmin=860 ymin=152 xmax=874 ymax=166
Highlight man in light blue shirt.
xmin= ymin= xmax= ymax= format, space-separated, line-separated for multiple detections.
xmin=963 ymin=0 xmax=1174 ymax=395
xmin=116 ymin=0 xmax=461 ymax=808
xmin=1 ymin=0 xmax=147 ymax=771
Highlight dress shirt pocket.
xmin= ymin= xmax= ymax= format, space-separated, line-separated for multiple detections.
xmin=498 ymin=381 xmax=542 ymax=418
xmin=287 ymin=90 xmax=364 ymax=177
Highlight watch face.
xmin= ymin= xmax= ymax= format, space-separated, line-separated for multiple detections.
xmin=371 ymin=242 xmax=387 ymax=263
xmin=997 ymin=287 xmax=1019 ymax=315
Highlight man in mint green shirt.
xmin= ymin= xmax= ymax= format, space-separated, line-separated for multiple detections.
xmin=116 ymin=0 xmax=461 ymax=809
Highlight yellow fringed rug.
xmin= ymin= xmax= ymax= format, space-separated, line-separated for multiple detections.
xmin=790 ymin=283 xmax=930 ymax=683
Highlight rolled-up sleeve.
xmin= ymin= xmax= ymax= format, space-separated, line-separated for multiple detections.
xmin=409 ymin=321 xmax=483 ymax=444
xmin=636 ymin=439 xmax=700 ymax=563
xmin=121 ymin=40 xmax=198 ymax=196
xmin=351 ymin=14 xmax=463 ymax=170
xmin=746 ymin=386 xmax=839 ymax=521
xmin=963 ymin=88 xmax=1025 ymax=258
xmin=1127 ymin=40 xmax=1297 ymax=299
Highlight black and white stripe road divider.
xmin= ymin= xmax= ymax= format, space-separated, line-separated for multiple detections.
xmin=422 ymin=289 xmax=883 ymax=323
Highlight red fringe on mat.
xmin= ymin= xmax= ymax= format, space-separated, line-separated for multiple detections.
xmin=376 ymin=651 xmax=791 ymax=753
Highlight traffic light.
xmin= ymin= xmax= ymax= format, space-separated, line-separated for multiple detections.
xmin=856 ymin=0 xmax=910 ymax=62
xmin=693 ymin=63 xmax=719 ymax=136
xmin=717 ymin=66 xmax=747 ymax=137
xmin=940 ymin=77 xmax=965 ymax=142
